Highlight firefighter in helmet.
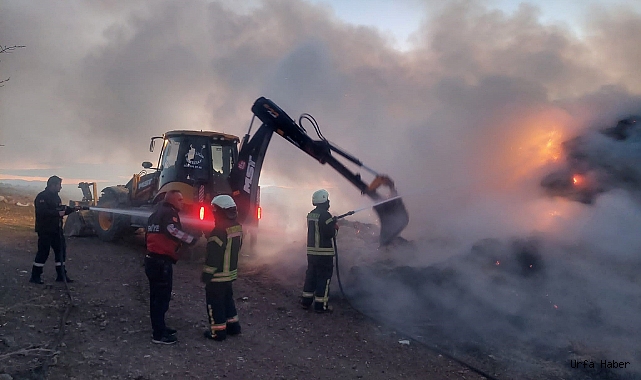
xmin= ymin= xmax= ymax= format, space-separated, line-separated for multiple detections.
xmin=202 ymin=194 xmax=243 ymax=341
xmin=301 ymin=189 xmax=339 ymax=313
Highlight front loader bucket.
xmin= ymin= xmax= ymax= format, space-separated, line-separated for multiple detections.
xmin=63 ymin=210 xmax=96 ymax=237
xmin=373 ymin=197 xmax=409 ymax=245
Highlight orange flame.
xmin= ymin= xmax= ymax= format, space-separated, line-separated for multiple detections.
xmin=542 ymin=130 xmax=562 ymax=162
xmin=573 ymin=174 xmax=584 ymax=186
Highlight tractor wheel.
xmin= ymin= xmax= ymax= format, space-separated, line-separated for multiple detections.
xmin=93 ymin=189 xmax=131 ymax=242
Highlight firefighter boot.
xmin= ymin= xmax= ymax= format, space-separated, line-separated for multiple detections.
xmin=227 ymin=321 xmax=241 ymax=336
xmin=29 ymin=266 xmax=44 ymax=284
xmin=55 ymin=266 xmax=74 ymax=283
xmin=314 ymin=301 xmax=333 ymax=314
xmin=300 ymin=293 xmax=313 ymax=310
xmin=203 ymin=329 xmax=227 ymax=342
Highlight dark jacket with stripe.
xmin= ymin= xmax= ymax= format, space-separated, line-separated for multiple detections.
xmin=306 ymin=204 xmax=337 ymax=255
xmin=145 ymin=201 xmax=195 ymax=263
xmin=34 ymin=189 xmax=73 ymax=234
xmin=202 ymin=215 xmax=243 ymax=283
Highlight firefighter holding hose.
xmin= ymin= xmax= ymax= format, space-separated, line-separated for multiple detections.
xmin=29 ymin=175 xmax=76 ymax=285
xmin=300 ymin=189 xmax=339 ymax=313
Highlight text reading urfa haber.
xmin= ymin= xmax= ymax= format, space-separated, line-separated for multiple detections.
xmin=571 ymin=360 xmax=631 ymax=369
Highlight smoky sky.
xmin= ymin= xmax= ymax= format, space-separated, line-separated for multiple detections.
xmin=2 ymin=0 xmax=641 ymax=237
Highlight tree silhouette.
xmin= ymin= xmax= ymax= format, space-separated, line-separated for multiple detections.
xmin=1 ymin=44 xmax=25 ymax=146
xmin=1 ymin=44 xmax=26 ymax=87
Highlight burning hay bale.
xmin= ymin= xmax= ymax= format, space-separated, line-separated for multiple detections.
xmin=541 ymin=115 xmax=641 ymax=204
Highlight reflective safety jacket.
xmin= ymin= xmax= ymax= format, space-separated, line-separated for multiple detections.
xmin=34 ymin=189 xmax=73 ymax=234
xmin=145 ymin=201 xmax=195 ymax=263
xmin=202 ymin=216 xmax=243 ymax=283
xmin=306 ymin=205 xmax=337 ymax=255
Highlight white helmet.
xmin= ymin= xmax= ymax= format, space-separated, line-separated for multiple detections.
xmin=211 ymin=194 xmax=237 ymax=209
xmin=312 ymin=189 xmax=329 ymax=205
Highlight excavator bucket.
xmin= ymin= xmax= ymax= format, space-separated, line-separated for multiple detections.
xmin=365 ymin=175 xmax=409 ymax=245
xmin=373 ymin=196 xmax=409 ymax=245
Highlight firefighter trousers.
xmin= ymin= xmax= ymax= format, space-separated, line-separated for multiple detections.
xmin=205 ymin=281 xmax=240 ymax=341
xmin=301 ymin=255 xmax=334 ymax=312
xmin=31 ymin=232 xmax=65 ymax=277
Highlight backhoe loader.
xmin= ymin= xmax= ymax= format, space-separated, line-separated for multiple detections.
xmin=65 ymin=97 xmax=409 ymax=246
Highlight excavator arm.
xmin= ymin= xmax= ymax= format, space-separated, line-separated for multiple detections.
xmin=229 ymin=97 xmax=409 ymax=245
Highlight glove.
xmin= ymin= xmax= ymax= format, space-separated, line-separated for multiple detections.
xmin=187 ymin=236 xmax=199 ymax=246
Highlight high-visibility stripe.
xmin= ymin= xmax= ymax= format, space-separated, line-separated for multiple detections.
xmin=210 ymin=269 xmax=238 ymax=282
xmin=308 ymin=213 xmax=321 ymax=248
xmin=212 ymin=269 xmax=238 ymax=277
xmin=315 ymin=279 xmax=331 ymax=304
xmin=307 ymin=247 xmax=334 ymax=251
xmin=207 ymin=236 xmax=223 ymax=246
xmin=33 ymin=262 xmax=45 ymax=267
xmin=227 ymin=315 xmax=239 ymax=323
xmin=167 ymin=223 xmax=194 ymax=244
xmin=202 ymin=265 xmax=216 ymax=274
xmin=223 ymin=237 xmax=231 ymax=274
xmin=302 ymin=292 xmax=314 ymax=298
xmin=227 ymin=225 xmax=242 ymax=235
xmin=207 ymin=305 xmax=227 ymax=331
xmin=307 ymin=247 xmax=335 ymax=255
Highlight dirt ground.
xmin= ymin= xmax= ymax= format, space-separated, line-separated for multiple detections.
xmin=0 ymin=189 xmax=489 ymax=380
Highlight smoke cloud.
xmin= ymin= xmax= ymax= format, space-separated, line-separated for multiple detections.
xmin=2 ymin=0 xmax=641 ymax=377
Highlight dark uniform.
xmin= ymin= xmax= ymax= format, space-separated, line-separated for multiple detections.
xmin=202 ymin=209 xmax=243 ymax=341
xmin=30 ymin=187 xmax=75 ymax=284
xmin=301 ymin=203 xmax=337 ymax=313
xmin=145 ymin=200 xmax=195 ymax=343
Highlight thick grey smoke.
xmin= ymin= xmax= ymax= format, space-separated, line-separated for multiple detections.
xmin=2 ymin=0 xmax=641 ymax=377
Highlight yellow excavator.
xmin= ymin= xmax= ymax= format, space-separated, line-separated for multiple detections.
xmin=65 ymin=97 xmax=409 ymax=246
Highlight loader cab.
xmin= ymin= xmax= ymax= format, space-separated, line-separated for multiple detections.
xmin=154 ymin=131 xmax=240 ymax=201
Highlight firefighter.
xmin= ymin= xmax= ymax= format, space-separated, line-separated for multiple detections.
xmin=202 ymin=195 xmax=243 ymax=341
xmin=145 ymin=189 xmax=197 ymax=345
xmin=301 ymin=189 xmax=339 ymax=313
xmin=29 ymin=175 xmax=76 ymax=284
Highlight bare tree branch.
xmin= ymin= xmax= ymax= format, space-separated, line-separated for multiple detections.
xmin=1 ymin=44 xmax=26 ymax=87
xmin=0 ymin=45 xmax=26 ymax=54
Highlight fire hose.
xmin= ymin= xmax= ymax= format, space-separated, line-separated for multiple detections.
xmin=40 ymin=220 xmax=77 ymax=376
xmin=331 ymin=217 xmax=500 ymax=380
